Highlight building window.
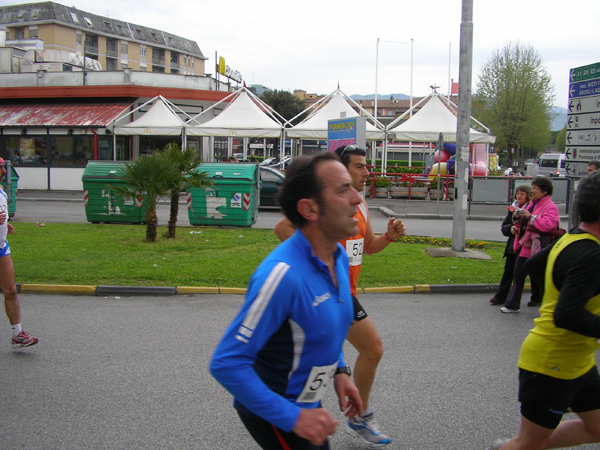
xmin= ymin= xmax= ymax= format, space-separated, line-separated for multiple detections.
xmin=140 ymin=46 xmax=146 ymax=58
xmin=49 ymin=136 xmax=93 ymax=166
xmin=106 ymin=59 xmax=117 ymax=70
xmin=14 ymin=27 xmax=24 ymax=39
xmin=83 ymin=17 xmax=93 ymax=27
xmin=28 ymin=26 xmax=38 ymax=39
xmin=76 ymin=31 xmax=82 ymax=44
xmin=70 ymin=12 xmax=79 ymax=23
xmin=136 ymin=29 xmax=144 ymax=39
xmin=5 ymin=136 xmax=48 ymax=166
xmin=104 ymin=22 xmax=113 ymax=32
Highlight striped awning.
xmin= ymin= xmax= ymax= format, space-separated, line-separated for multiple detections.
xmin=0 ymin=101 xmax=132 ymax=127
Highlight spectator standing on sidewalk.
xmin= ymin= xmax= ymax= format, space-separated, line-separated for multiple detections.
xmin=501 ymin=177 xmax=559 ymax=313
xmin=274 ymin=145 xmax=406 ymax=447
xmin=587 ymin=161 xmax=600 ymax=174
xmin=492 ymin=170 xmax=600 ymax=450
xmin=490 ymin=185 xmax=532 ymax=306
xmin=0 ymin=158 xmax=38 ymax=348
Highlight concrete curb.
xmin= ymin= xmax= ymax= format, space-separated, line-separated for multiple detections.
xmin=375 ymin=205 xmax=504 ymax=221
xmin=13 ymin=283 xmax=529 ymax=296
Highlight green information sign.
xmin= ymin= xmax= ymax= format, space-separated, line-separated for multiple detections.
xmin=570 ymin=62 xmax=600 ymax=83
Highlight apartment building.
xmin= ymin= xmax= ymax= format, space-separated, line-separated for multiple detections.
xmin=0 ymin=1 xmax=205 ymax=75
xmin=0 ymin=2 xmax=238 ymax=190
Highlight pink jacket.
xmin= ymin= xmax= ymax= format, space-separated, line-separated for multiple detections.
xmin=518 ymin=195 xmax=560 ymax=258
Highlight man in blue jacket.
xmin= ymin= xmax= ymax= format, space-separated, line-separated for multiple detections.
xmin=210 ymin=152 xmax=363 ymax=449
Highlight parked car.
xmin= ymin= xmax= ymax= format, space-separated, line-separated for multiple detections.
xmin=258 ymin=165 xmax=285 ymax=208
xmin=259 ymin=157 xmax=276 ymax=166
xmin=260 ymin=155 xmax=292 ymax=170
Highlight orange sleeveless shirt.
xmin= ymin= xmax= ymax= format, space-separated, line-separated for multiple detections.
xmin=339 ymin=202 xmax=368 ymax=297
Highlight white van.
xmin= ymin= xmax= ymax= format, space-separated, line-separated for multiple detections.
xmin=538 ymin=153 xmax=566 ymax=177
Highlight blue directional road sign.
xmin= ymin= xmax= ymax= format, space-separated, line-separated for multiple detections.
xmin=566 ymin=63 xmax=600 ymax=178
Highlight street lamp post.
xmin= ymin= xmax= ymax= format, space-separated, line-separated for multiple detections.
xmin=82 ymin=38 xmax=88 ymax=86
xmin=374 ymin=38 xmax=413 ymax=172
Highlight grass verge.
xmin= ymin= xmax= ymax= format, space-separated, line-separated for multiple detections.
xmin=9 ymin=222 xmax=506 ymax=288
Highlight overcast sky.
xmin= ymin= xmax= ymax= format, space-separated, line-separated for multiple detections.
xmin=5 ymin=0 xmax=599 ymax=109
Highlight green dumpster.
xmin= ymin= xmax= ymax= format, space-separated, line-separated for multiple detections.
xmin=187 ymin=163 xmax=259 ymax=227
xmin=1 ymin=161 xmax=19 ymax=218
xmin=82 ymin=161 xmax=147 ymax=224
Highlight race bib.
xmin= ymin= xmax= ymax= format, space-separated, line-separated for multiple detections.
xmin=345 ymin=238 xmax=364 ymax=267
xmin=296 ymin=362 xmax=337 ymax=403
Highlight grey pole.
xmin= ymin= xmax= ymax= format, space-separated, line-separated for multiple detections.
xmin=452 ymin=0 xmax=473 ymax=252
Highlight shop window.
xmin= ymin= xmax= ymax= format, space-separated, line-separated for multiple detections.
xmin=49 ymin=135 xmax=93 ymax=166
xmin=5 ymin=136 xmax=48 ymax=166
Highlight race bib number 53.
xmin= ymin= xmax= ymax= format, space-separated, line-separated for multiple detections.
xmin=296 ymin=362 xmax=337 ymax=403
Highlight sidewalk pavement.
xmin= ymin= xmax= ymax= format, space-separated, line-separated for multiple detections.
xmin=13 ymin=189 xmax=534 ymax=297
xmin=16 ymin=189 xmax=568 ymax=221
xmin=16 ymin=188 xmax=513 ymax=220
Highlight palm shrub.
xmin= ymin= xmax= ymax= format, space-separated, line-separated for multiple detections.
xmin=110 ymin=153 xmax=178 ymax=242
xmin=158 ymin=143 xmax=213 ymax=238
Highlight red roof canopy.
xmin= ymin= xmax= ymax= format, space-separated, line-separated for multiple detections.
xmin=0 ymin=101 xmax=132 ymax=127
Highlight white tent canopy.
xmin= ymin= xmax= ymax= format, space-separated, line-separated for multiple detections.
xmin=286 ymin=90 xmax=385 ymax=140
xmin=388 ymin=94 xmax=496 ymax=144
xmin=187 ymin=88 xmax=284 ymax=138
xmin=113 ymin=95 xmax=190 ymax=136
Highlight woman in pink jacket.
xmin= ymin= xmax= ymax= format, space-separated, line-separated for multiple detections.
xmin=501 ymin=177 xmax=560 ymax=313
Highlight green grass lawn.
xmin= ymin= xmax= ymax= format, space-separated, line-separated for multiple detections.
xmin=9 ymin=222 xmax=506 ymax=288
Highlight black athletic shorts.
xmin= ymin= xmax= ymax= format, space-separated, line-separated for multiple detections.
xmin=352 ymin=296 xmax=368 ymax=322
xmin=237 ymin=409 xmax=330 ymax=450
xmin=518 ymin=366 xmax=600 ymax=429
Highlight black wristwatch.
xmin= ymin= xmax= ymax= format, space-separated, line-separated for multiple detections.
xmin=335 ymin=366 xmax=352 ymax=376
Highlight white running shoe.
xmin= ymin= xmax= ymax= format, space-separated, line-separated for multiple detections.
xmin=346 ymin=412 xmax=391 ymax=447
xmin=491 ymin=438 xmax=509 ymax=450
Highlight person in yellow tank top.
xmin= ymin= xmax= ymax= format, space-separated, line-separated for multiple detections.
xmin=274 ymin=145 xmax=405 ymax=446
xmin=492 ymin=171 xmax=600 ymax=450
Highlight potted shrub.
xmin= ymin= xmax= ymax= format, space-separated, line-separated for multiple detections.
xmin=429 ymin=178 xmax=447 ymax=200
xmin=364 ymin=178 xmax=373 ymax=198
xmin=410 ymin=181 xmax=429 ymax=199
xmin=374 ymin=178 xmax=390 ymax=198
xmin=389 ymin=180 xmax=410 ymax=199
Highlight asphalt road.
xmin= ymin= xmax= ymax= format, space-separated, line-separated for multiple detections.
xmin=2 ymin=293 xmax=596 ymax=450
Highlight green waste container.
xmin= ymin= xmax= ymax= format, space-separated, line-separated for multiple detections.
xmin=82 ymin=161 xmax=147 ymax=224
xmin=187 ymin=163 xmax=259 ymax=227
xmin=1 ymin=161 xmax=19 ymax=218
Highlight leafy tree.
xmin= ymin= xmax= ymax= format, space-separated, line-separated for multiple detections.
xmin=473 ymin=43 xmax=555 ymax=166
xmin=157 ymin=143 xmax=213 ymax=239
xmin=260 ymin=89 xmax=307 ymax=125
xmin=555 ymin=127 xmax=566 ymax=154
xmin=111 ymin=153 xmax=178 ymax=242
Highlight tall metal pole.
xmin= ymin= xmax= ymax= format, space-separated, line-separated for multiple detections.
xmin=410 ymin=38 xmax=414 ymax=117
xmin=452 ymin=0 xmax=473 ymax=252
xmin=374 ymin=38 xmax=380 ymax=166
xmin=82 ymin=39 xmax=86 ymax=86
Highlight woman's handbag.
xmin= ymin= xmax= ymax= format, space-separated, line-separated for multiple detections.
xmin=529 ymin=226 xmax=566 ymax=255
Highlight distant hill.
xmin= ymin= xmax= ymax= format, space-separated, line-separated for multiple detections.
xmin=350 ymin=93 xmax=567 ymax=132
xmin=350 ymin=93 xmax=411 ymax=101
xmin=551 ymin=106 xmax=567 ymax=132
